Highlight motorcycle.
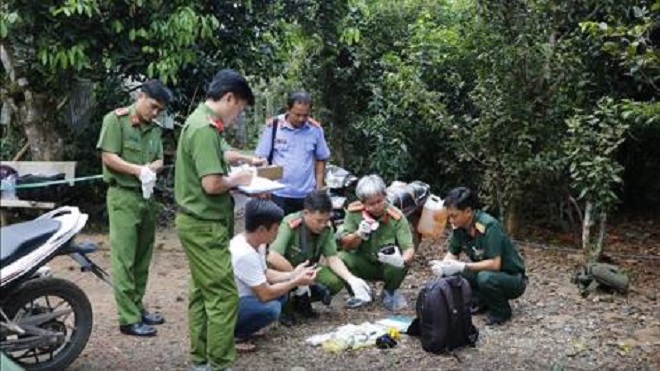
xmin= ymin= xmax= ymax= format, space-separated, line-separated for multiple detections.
xmin=0 ymin=207 xmax=111 ymax=371
xmin=325 ymin=164 xmax=358 ymax=228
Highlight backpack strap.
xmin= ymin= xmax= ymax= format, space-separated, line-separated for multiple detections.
xmin=437 ymin=279 xmax=461 ymax=350
xmin=267 ymin=117 xmax=278 ymax=165
xmin=299 ymin=222 xmax=322 ymax=264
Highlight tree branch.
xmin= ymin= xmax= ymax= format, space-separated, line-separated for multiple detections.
xmin=0 ymin=42 xmax=17 ymax=83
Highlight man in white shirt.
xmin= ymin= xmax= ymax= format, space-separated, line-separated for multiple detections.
xmin=230 ymin=198 xmax=318 ymax=351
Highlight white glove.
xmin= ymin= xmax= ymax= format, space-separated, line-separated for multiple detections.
xmin=294 ymin=285 xmax=311 ymax=297
xmin=139 ymin=166 xmax=157 ymax=199
xmin=377 ymin=246 xmax=405 ymax=268
xmin=438 ymin=260 xmax=466 ymax=276
xmin=429 ymin=260 xmax=445 ymax=277
xmin=357 ymin=220 xmax=374 ymax=240
xmin=347 ymin=277 xmax=372 ymax=302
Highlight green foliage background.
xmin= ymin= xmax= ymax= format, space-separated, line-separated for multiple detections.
xmin=2 ymin=0 xmax=659 ymax=236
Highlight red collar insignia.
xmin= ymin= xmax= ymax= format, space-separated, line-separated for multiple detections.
xmin=209 ymin=116 xmax=224 ymax=133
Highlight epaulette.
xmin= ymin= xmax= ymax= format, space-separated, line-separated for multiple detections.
xmin=386 ymin=206 xmax=402 ymax=221
xmin=114 ymin=107 xmax=129 ymax=116
xmin=475 ymin=222 xmax=486 ymax=234
xmin=288 ymin=218 xmax=303 ymax=229
xmin=308 ymin=118 xmax=322 ymax=128
xmin=347 ymin=201 xmax=364 ymax=212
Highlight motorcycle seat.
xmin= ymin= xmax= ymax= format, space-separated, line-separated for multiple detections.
xmin=1 ymin=218 xmax=61 ymax=266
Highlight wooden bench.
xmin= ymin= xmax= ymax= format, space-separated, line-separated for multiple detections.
xmin=0 ymin=161 xmax=76 ymax=225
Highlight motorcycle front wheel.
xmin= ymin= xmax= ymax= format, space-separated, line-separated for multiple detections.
xmin=2 ymin=277 xmax=93 ymax=371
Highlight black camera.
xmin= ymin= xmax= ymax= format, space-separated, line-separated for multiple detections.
xmin=379 ymin=245 xmax=397 ymax=255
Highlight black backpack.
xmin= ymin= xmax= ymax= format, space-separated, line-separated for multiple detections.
xmin=409 ymin=276 xmax=479 ymax=353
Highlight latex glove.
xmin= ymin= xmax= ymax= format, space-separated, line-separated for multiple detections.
xmin=347 ymin=277 xmax=372 ymax=302
xmin=357 ymin=220 xmax=373 ymax=240
xmin=429 ymin=260 xmax=445 ymax=277
xmin=294 ymin=285 xmax=311 ymax=297
xmin=138 ymin=166 xmax=157 ymax=199
xmin=439 ymin=260 xmax=466 ymax=276
xmin=290 ymin=260 xmax=313 ymax=279
xmin=377 ymin=246 xmax=405 ymax=268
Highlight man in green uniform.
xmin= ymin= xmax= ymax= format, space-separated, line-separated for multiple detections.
xmin=174 ymin=69 xmax=255 ymax=371
xmin=267 ymin=191 xmax=371 ymax=321
xmin=96 ymin=79 xmax=172 ymax=337
xmin=431 ymin=186 xmax=527 ymax=326
xmin=337 ymin=175 xmax=415 ymax=311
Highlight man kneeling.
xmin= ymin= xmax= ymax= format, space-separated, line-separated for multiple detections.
xmin=430 ymin=187 xmax=527 ymax=326
xmin=230 ymin=199 xmax=317 ymax=350
xmin=338 ymin=175 xmax=415 ymax=311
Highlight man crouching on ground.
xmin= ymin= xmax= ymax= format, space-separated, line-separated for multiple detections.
xmin=230 ymin=199 xmax=318 ymax=352
xmin=430 ymin=186 xmax=527 ymax=326
xmin=267 ymin=191 xmax=372 ymax=325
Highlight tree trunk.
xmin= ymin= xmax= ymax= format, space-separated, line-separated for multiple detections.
xmin=594 ymin=209 xmax=607 ymax=261
xmin=2 ymin=42 xmax=64 ymax=161
xmin=16 ymin=92 xmax=64 ymax=161
xmin=505 ymin=201 xmax=519 ymax=238
xmin=582 ymin=200 xmax=593 ymax=259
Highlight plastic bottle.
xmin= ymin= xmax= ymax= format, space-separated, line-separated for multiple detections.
xmin=0 ymin=174 xmax=18 ymax=200
xmin=417 ymin=195 xmax=448 ymax=239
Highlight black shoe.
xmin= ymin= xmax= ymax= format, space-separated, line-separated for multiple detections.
xmin=485 ymin=313 xmax=511 ymax=326
xmin=293 ymin=294 xmax=318 ymax=319
xmin=119 ymin=322 xmax=157 ymax=336
xmin=470 ymin=303 xmax=488 ymax=315
xmin=278 ymin=312 xmax=298 ymax=327
xmin=141 ymin=309 xmax=165 ymax=325
xmin=311 ymin=283 xmax=333 ymax=306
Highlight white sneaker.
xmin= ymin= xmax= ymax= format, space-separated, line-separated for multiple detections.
xmin=382 ymin=290 xmax=407 ymax=311
xmin=345 ymin=297 xmax=369 ymax=309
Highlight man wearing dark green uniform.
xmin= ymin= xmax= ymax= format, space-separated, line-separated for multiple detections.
xmin=338 ymin=175 xmax=415 ymax=311
xmin=174 ymin=69 xmax=255 ymax=371
xmin=267 ymin=191 xmax=372 ymax=321
xmin=96 ymin=80 xmax=172 ymax=337
xmin=431 ymin=187 xmax=527 ymax=326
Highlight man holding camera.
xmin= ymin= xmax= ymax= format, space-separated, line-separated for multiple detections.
xmin=337 ymin=175 xmax=415 ymax=311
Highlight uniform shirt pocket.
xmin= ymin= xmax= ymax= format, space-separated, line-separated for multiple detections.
xmin=274 ymin=140 xmax=289 ymax=152
xmin=122 ymin=140 xmax=143 ymax=163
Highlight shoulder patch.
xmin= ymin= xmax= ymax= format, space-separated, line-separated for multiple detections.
xmin=475 ymin=222 xmax=486 ymax=234
xmin=114 ymin=107 xmax=129 ymax=116
xmin=288 ymin=218 xmax=303 ymax=229
xmin=386 ymin=206 xmax=402 ymax=221
xmin=308 ymin=118 xmax=322 ymax=128
xmin=347 ymin=201 xmax=364 ymax=212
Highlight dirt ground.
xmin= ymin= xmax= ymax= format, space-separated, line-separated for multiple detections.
xmin=43 ymin=226 xmax=660 ymax=371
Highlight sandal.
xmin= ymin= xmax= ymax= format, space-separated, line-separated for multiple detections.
xmin=235 ymin=339 xmax=256 ymax=353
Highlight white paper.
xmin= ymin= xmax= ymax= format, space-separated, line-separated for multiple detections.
xmin=237 ymin=176 xmax=285 ymax=195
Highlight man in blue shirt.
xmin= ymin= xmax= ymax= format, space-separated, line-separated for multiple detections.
xmin=255 ymin=91 xmax=331 ymax=215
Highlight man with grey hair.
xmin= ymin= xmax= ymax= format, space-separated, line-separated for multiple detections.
xmin=337 ymin=175 xmax=415 ymax=310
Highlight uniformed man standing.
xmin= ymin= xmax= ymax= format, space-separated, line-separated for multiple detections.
xmin=254 ymin=91 xmax=330 ymax=215
xmin=430 ymin=187 xmax=527 ymax=326
xmin=267 ymin=191 xmax=371 ymax=322
xmin=174 ymin=69 xmax=255 ymax=371
xmin=97 ymin=80 xmax=172 ymax=337
xmin=338 ymin=175 xmax=415 ymax=311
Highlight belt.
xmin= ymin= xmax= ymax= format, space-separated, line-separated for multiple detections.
xmin=177 ymin=206 xmax=222 ymax=222
xmin=108 ymin=180 xmax=141 ymax=192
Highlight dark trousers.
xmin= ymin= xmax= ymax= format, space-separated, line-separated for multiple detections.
xmin=461 ymin=270 xmax=527 ymax=319
xmin=271 ymin=195 xmax=305 ymax=216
